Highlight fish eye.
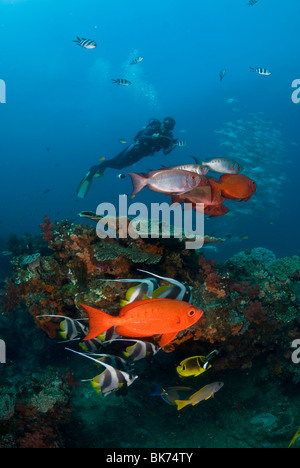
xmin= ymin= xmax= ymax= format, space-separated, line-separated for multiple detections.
xmin=188 ymin=309 xmax=195 ymax=317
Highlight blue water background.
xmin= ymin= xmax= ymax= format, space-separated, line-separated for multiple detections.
xmin=0 ymin=0 xmax=299 ymax=261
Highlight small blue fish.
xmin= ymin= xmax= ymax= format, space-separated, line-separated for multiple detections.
xmin=73 ymin=37 xmax=97 ymax=49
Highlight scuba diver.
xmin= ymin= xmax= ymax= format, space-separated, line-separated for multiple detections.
xmin=77 ymin=117 xmax=178 ymax=198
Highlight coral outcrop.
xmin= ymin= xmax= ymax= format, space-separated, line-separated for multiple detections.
xmin=1 ymin=219 xmax=300 ymax=386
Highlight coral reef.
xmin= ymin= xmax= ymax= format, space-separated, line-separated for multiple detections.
xmin=266 ymin=256 xmax=300 ymax=281
xmin=0 ymin=369 xmax=71 ymax=448
xmin=1 ymin=218 xmax=300 ymax=447
xmin=1 ymin=220 xmax=299 ymax=369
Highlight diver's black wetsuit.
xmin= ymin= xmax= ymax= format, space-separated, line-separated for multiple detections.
xmin=77 ymin=118 xmax=177 ymax=198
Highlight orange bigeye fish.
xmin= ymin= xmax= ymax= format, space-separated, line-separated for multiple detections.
xmin=209 ymin=174 xmax=257 ymax=202
xmin=80 ymin=298 xmax=204 ymax=347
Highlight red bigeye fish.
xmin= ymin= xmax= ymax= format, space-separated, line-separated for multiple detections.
xmin=202 ymin=204 xmax=229 ymax=217
xmin=209 ymin=174 xmax=257 ymax=201
xmin=127 ymin=169 xmax=201 ymax=196
xmin=80 ymin=298 xmax=204 ymax=348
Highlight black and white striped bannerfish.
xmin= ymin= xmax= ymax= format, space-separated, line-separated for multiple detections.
xmin=112 ymin=78 xmax=132 ymax=86
xmin=98 ymin=276 xmax=159 ymax=308
xmin=248 ymin=0 xmax=259 ymax=6
xmin=137 ymin=269 xmax=193 ymax=303
xmin=103 ymin=338 xmax=161 ymax=362
xmin=36 ymin=314 xmax=88 ymax=341
xmin=36 ymin=314 xmax=104 ymax=352
xmin=250 ymin=67 xmax=272 ymax=76
xmin=66 ymin=348 xmax=138 ymax=396
xmin=130 ymin=56 xmax=144 ymax=65
xmin=73 ymin=37 xmax=97 ymax=49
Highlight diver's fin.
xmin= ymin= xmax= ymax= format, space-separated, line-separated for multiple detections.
xmin=77 ymin=171 xmax=95 ymax=199
xmin=77 ymin=165 xmax=103 ymax=199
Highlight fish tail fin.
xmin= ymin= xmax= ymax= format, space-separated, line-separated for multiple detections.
xmin=249 ymin=67 xmax=256 ymax=72
xmin=174 ymin=399 xmax=189 ymax=411
xmin=208 ymin=179 xmax=221 ymax=202
xmin=119 ymin=299 xmax=129 ymax=308
xmin=58 ymin=330 xmax=68 ymax=340
xmin=191 ymin=155 xmax=201 ymax=165
xmin=127 ymin=172 xmax=147 ymax=196
xmin=80 ymin=304 xmax=115 ymax=341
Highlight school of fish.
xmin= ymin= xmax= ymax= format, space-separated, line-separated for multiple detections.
xmin=128 ymin=156 xmax=256 ymax=217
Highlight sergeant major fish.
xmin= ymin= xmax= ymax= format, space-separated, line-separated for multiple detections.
xmin=73 ymin=37 xmax=97 ymax=49
xmin=130 ymin=56 xmax=144 ymax=65
xmin=176 ymin=140 xmax=187 ymax=148
xmin=250 ymin=67 xmax=271 ymax=76
xmin=112 ymin=79 xmax=132 ymax=86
